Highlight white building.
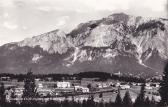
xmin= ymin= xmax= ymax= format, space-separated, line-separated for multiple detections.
xmin=82 ymin=87 xmax=89 ymax=93
xmin=145 ymin=86 xmax=153 ymax=90
xmin=97 ymin=83 xmax=108 ymax=88
xmin=57 ymin=82 xmax=71 ymax=88
xmin=74 ymin=86 xmax=89 ymax=93
xmin=37 ymin=83 xmax=43 ymax=88
xmin=120 ymin=85 xmax=130 ymax=90
xmin=0 ymin=76 xmax=10 ymax=81
xmin=37 ymin=88 xmax=53 ymax=97
xmin=35 ymin=78 xmax=41 ymax=81
xmin=155 ymin=84 xmax=160 ymax=88
xmin=115 ymin=82 xmax=121 ymax=87
xmin=14 ymin=87 xmax=24 ymax=97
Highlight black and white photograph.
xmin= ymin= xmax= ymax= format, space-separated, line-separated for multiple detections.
xmin=0 ymin=0 xmax=168 ymax=107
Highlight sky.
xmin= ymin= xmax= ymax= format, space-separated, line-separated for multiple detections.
xmin=0 ymin=0 xmax=167 ymax=45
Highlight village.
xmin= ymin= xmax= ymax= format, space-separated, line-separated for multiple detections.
xmin=0 ymin=74 xmax=161 ymax=103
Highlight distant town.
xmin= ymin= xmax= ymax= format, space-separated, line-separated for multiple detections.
xmin=0 ymin=70 xmax=164 ymax=107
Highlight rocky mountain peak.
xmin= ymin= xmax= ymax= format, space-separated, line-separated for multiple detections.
xmin=18 ymin=29 xmax=69 ymax=54
xmin=108 ymin=13 xmax=130 ymax=23
xmin=0 ymin=13 xmax=168 ymax=75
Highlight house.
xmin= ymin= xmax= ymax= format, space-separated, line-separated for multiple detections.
xmin=137 ymin=83 xmax=142 ymax=86
xmin=37 ymin=88 xmax=53 ymax=97
xmin=114 ymin=71 xmax=122 ymax=76
xmin=82 ymin=87 xmax=89 ymax=93
xmin=131 ymin=83 xmax=137 ymax=86
xmin=97 ymin=83 xmax=108 ymax=88
xmin=5 ymin=89 xmax=13 ymax=101
xmin=120 ymin=85 xmax=130 ymax=90
xmin=145 ymin=86 xmax=153 ymax=90
xmin=0 ymin=77 xmax=11 ymax=81
xmin=35 ymin=78 xmax=41 ymax=81
xmin=37 ymin=83 xmax=43 ymax=88
xmin=155 ymin=83 xmax=160 ymax=88
xmin=14 ymin=87 xmax=24 ymax=97
xmin=97 ymin=83 xmax=103 ymax=88
xmin=102 ymin=83 xmax=108 ymax=88
xmin=151 ymin=83 xmax=160 ymax=88
xmin=57 ymin=82 xmax=71 ymax=88
xmin=115 ymin=82 xmax=120 ymax=87
xmin=146 ymin=83 xmax=151 ymax=87
xmin=74 ymin=86 xmax=89 ymax=93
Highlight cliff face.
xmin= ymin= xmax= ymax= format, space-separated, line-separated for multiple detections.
xmin=0 ymin=13 xmax=168 ymax=75
xmin=18 ymin=30 xmax=70 ymax=54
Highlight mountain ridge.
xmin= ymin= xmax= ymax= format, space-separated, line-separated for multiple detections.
xmin=0 ymin=13 xmax=168 ymax=75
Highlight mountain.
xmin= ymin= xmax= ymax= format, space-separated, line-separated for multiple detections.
xmin=18 ymin=30 xmax=70 ymax=54
xmin=0 ymin=13 xmax=168 ymax=75
xmin=0 ymin=30 xmax=72 ymax=74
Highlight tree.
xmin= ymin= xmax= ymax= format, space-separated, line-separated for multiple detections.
xmin=123 ymin=90 xmax=133 ymax=107
xmin=159 ymin=62 xmax=168 ymax=106
xmin=76 ymin=101 xmax=82 ymax=107
xmin=0 ymin=83 xmax=6 ymax=107
xmin=144 ymin=96 xmax=151 ymax=106
xmin=10 ymin=90 xmax=17 ymax=105
xmin=150 ymin=96 xmax=157 ymax=107
xmin=115 ymin=89 xmax=123 ymax=106
xmin=70 ymin=96 xmax=77 ymax=107
xmin=87 ymin=84 xmax=92 ymax=92
xmin=87 ymin=95 xmax=95 ymax=107
xmin=62 ymin=97 xmax=69 ymax=107
xmin=98 ymin=99 xmax=105 ymax=107
xmin=23 ymin=70 xmax=37 ymax=99
xmin=82 ymin=99 xmax=87 ymax=107
xmin=134 ymin=83 xmax=146 ymax=107
xmin=45 ymin=100 xmax=59 ymax=107
xmin=11 ymin=90 xmax=16 ymax=99
xmin=99 ymin=93 xmax=103 ymax=99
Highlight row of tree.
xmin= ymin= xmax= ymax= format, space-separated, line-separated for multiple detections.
xmin=0 ymin=71 xmax=145 ymax=83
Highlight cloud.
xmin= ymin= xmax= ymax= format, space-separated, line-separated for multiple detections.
xmin=80 ymin=0 xmax=166 ymax=12
xmin=37 ymin=6 xmax=51 ymax=12
xmin=3 ymin=13 xmax=9 ymax=18
xmin=0 ymin=0 xmax=167 ymax=46
xmin=81 ymin=0 xmax=132 ymax=11
xmin=3 ymin=21 xmax=18 ymax=30
xmin=139 ymin=0 xmax=166 ymax=12
xmin=33 ymin=0 xmax=167 ymax=18
xmin=56 ymin=16 xmax=69 ymax=27
xmin=37 ymin=6 xmax=64 ymax=12
xmin=56 ymin=20 xmax=66 ymax=26
xmin=22 ymin=26 xmax=28 ymax=30
xmin=0 ymin=0 xmax=14 ymax=7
